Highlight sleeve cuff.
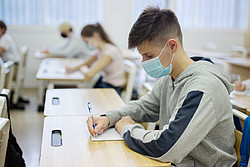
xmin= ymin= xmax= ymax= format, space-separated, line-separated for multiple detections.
xmin=105 ymin=110 xmax=123 ymax=127
xmin=121 ymin=124 xmax=144 ymax=137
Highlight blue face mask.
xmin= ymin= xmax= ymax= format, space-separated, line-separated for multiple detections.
xmin=86 ymin=43 xmax=96 ymax=50
xmin=141 ymin=43 xmax=175 ymax=78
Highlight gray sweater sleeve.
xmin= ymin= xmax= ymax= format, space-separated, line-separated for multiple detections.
xmin=105 ymin=78 xmax=164 ymax=127
xmin=120 ymin=91 xmax=217 ymax=164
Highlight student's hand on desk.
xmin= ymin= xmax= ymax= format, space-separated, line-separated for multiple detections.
xmin=86 ymin=116 xmax=110 ymax=137
xmin=79 ymin=66 xmax=91 ymax=81
xmin=65 ymin=66 xmax=76 ymax=73
xmin=115 ymin=116 xmax=136 ymax=134
xmin=234 ymin=81 xmax=246 ymax=91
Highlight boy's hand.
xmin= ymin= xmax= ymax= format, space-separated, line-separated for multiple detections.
xmin=115 ymin=116 xmax=136 ymax=134
xmin=234 ymin=81 xmax=246 ymax=92
xmin=86 ymin=116 xmax=110 ymax=137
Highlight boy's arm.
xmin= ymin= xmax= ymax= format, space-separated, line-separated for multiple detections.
xmin=120 ymin=91 xmax=217 ymax=163
xmin=105 ymin=78 xmax=164 ymax=127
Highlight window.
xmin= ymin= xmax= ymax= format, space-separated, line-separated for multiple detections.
xmin=0 ymin=0 xmax=103 ymax=26
xmin=133 ymin=0 xmax=168 ymax=22
xmin=175 ymin=0 xmax=249 ymax=30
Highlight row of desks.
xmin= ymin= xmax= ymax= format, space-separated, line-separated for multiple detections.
xmin=40 ymin=88 xmax=170 ymax=167
xmin=187 ymin=49 xmax=250 ymax=80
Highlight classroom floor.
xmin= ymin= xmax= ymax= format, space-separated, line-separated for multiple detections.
xmin=10 ymin=88 xmax=44 ymax=167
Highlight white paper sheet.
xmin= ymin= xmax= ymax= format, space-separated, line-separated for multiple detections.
xmin=232 ymin=90 xmax=250 ymax=97
xmin=91 ymin=128 xmax=123 ymax=141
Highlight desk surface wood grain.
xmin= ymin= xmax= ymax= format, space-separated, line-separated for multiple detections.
xmin=231 ymin=93 xmax=250 ymax=115
xmin=44 ymin=88 xmax=125 ymax=116
xmin=40 ymin=116 xmax=170 ymax=167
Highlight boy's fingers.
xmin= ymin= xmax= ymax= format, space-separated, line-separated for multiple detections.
xmin=86 ymin=117 xmax=95 ymax=136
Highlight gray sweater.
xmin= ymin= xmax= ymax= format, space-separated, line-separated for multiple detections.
xmin=106 ymin=57 xmax=237 ymax=166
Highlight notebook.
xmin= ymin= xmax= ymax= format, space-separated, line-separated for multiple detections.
xmin=91 ymin=128 xmax=123 ymax=141
xmin=232 ymin=90 xmax=250 ymax=97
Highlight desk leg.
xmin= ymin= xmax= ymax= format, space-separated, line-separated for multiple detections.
xmin=47 ymin=82 xmax=54 ymax=89
xmin=38 ymin=80 xmax=45 ymax=111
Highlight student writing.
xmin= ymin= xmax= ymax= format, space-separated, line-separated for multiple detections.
xmin=66 ymin=23 xmax=126 ymax=95
xmin=43 ymin=22 xmax=92 ymax=59
xmin=86 ymin=7 xmax=237 ymax=166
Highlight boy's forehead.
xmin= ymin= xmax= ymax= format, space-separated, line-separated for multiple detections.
xmin=137 ymin=41 xmax=152 ymax=52
xmin=137 ymin=41 xmax=160 ymax=54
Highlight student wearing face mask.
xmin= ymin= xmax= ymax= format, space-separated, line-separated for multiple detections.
xmin=43 ymin=22 xmax=92 ymax=58
xmin=66 ymin=23 xmax=126 ymax=95
xmin=86 ymin=7 xmax=237 ymax=166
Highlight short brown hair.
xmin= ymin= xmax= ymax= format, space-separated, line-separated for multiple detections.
xmin=128 ymin=7 xmax=183 ymax=49
xmin=0 ymin=20 xmax=7 ymax=31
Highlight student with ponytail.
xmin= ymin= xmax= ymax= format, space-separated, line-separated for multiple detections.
xmin=66 ymin=23 xmax=126 ymax=95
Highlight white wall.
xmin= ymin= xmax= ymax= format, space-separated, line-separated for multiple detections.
xmin=7 ymin=0 xmax=248 ymax=88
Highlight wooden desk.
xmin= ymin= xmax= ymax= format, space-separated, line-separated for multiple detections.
xmin=36 ymin=58 xmax=89 ymax=108
xmin=187 ymin=49 xmax=250 ymax=80
xmin=230 ymin=93 xmax=250 ymax=115
xmin=44 ymin=88 xmax=125 ymax=117
xmin=226 ymin=57 xmax=250 ymax=81
xmin=40 ymin=116 xmax=170 ymax=167
xmin=186 ymin=49 xmax=231 ymax=60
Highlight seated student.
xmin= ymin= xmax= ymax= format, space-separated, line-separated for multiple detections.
xmin=0 ymin=21 xmax=20 ymax=62
xmin=86 ymin=7 xmax=237 ymax=166
xmin=0 ymin=20 xmax=28 ymax=107
xmin=66 ymin=23 xmax=126 ymax=95
xmin=234 ymin=79 xmax=250 ymax=92
xmin=43 ymin=22 xmax=92 ymax=59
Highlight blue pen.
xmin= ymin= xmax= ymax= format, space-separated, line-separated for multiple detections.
xmin=87 ymin=102 xmax=96 ymax=129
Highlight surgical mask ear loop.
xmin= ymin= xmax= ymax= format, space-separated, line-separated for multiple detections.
xmin=158 ymin=42 xmax=168 ymax=58
xmin=170 ymin=52 xmax=175 ymax=65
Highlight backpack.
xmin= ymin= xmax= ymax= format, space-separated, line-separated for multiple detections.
xmin=0 ymin=93 xmax=26 ymax=167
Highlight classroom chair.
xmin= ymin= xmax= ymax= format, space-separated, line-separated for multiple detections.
xmin=12 ymin=46 xmax=29 ymax=104
xmin=233 ymin=109 xmax=250 ymax=167
xmin=121 ymin=60 xmax=136 ymax=103
xmin=231 ymin=46 xmax=248 ymax=58
xmin=0 ymin=61 xmax=15 ymax=92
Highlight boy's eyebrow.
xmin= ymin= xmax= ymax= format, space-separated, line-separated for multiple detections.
xmin=142 ymin=52 xmax=153 ymax=56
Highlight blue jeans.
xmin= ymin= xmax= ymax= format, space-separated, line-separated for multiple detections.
xmin=94 ymin=77 xmax=123 ymax=96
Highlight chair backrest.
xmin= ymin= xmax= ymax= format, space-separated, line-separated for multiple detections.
xmin=17 ymin=46 xmax=29 ymax=76
xmin=0 ymin=117 xmax=10 ymax=167
xmin=138 ymin=82 xmax=153 ymax=99
xmin=11 ymin=46 xmax=29 ymax=104
xmin=231 ymin=46 xmax=248 ymax=58
xmin=121 ymin=60 xmax=136 ymax=103
xmin=233 ymin=109 xmax=249 ymax=167
xmin=0 ymin=61 xmax=15 ymax=92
